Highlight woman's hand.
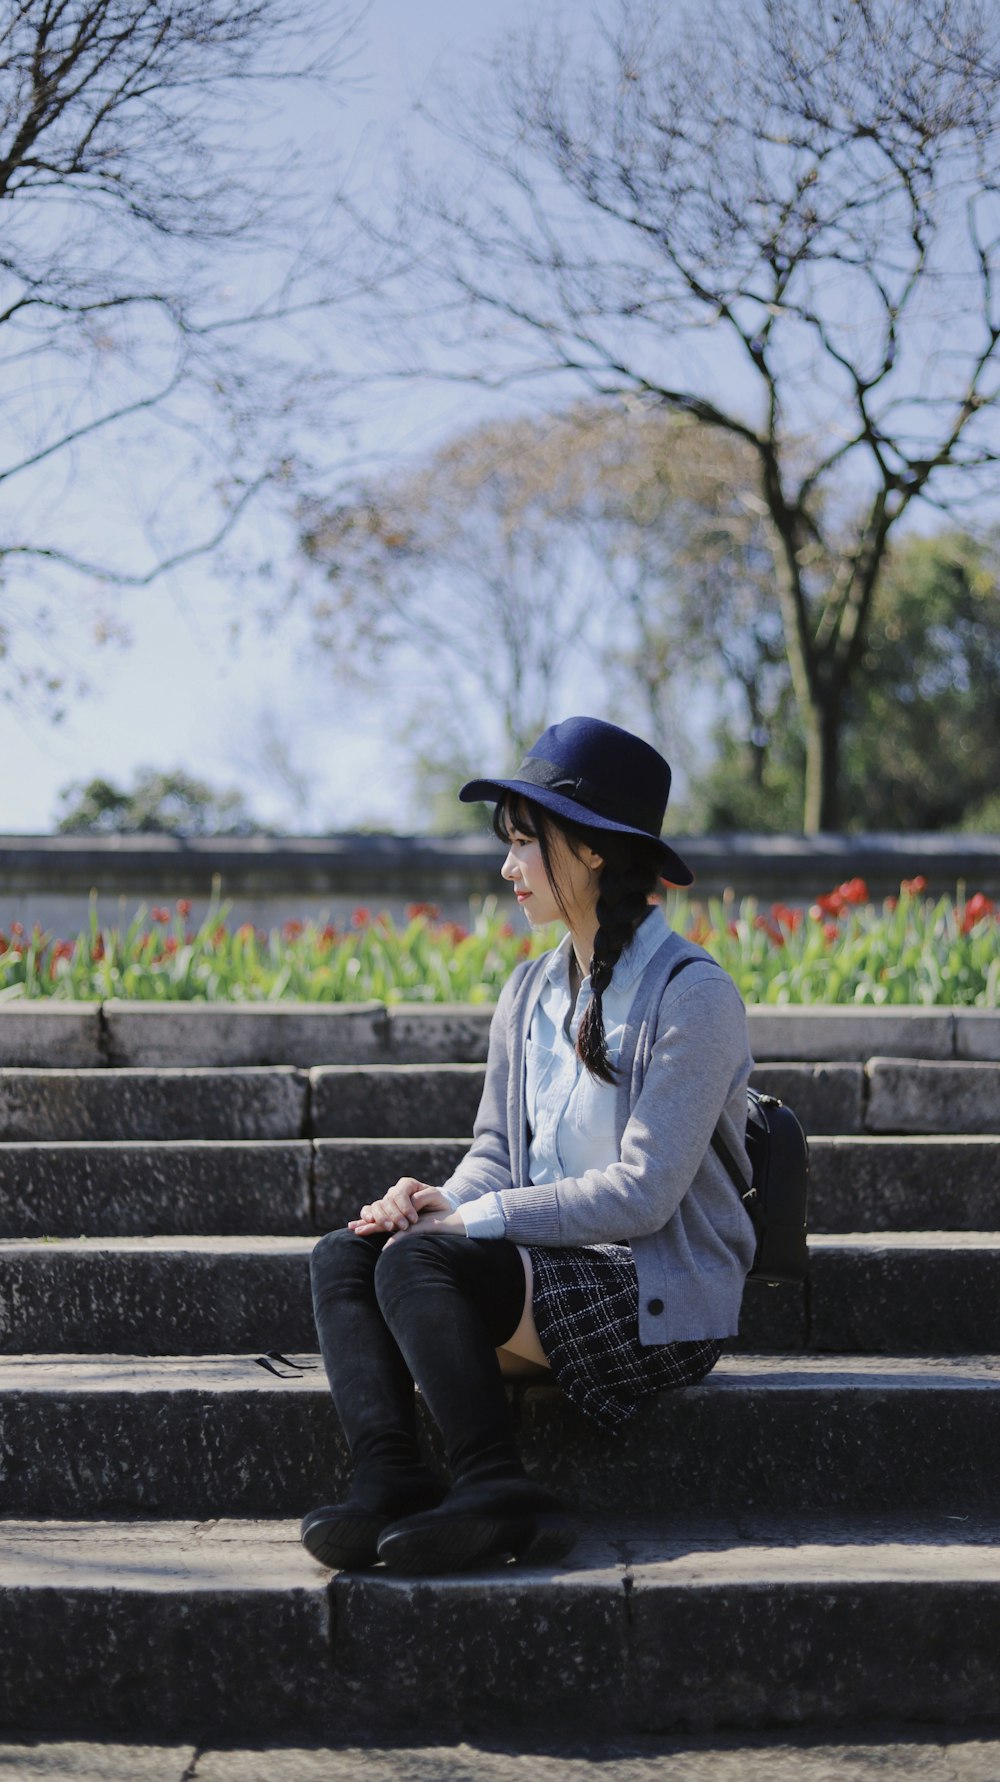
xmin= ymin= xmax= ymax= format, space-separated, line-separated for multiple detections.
xmin=382 ymin=1204 xmax=467 ymax=1246
xmin=348 ymin=1178 xmax=453 ymax=1236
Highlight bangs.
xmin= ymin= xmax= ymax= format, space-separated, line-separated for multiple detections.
xmin=492 ymin=794 xmax=539 ymax=843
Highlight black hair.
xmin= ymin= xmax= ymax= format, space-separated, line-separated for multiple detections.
xmin=494 ymin=794 xmax=663 ymax=1084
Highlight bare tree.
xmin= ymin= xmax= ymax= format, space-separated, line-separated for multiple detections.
xmin=570 ymin=408 xmax=785 ymax=769
xmin=0 ymin=0 xmax=364 ymax=704
xmin=366 ymin=0 xmax=1000 ymax=830
xmin=299 ymin=410 xmax=610 ymax=767
xmin=297 ymin=401 xmax=784 ymax=806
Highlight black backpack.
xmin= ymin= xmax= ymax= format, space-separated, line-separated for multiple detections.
xmin=711 ymin=1088 xmax=810 ymax=1286
xmin=666 ymin=955 xmax=810 ymax=1286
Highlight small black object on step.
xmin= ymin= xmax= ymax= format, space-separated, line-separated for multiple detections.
xmin=254 ymin=1351 xmax=319 ymax=1379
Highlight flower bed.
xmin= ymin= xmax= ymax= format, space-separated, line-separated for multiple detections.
xmin=0 ymin=878 xmax=996 ymax=1006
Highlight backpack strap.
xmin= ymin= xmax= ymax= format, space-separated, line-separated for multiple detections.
xmin=664 ymin=950 xmax=753 ymax=1194
xmin=710 ymin=1123 xmax=754 ymax=1197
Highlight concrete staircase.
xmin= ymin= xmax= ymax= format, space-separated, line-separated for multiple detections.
xmin=1 ymin=1001 xmax=999 ymax=1740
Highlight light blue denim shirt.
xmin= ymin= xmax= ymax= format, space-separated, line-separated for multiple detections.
xmin=451 ymin=909 xmax=671 ymax=1237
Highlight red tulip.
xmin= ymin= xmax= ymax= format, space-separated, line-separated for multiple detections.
xmin=754 ymin=914 xmax=784 ymax=947
xmin=771 ymin=902 xmax=803 ymax=932
xmin=841 ymin=877 xmax=870 ymax=905
xmin=961 ymin=892 xmax=996 ymax=934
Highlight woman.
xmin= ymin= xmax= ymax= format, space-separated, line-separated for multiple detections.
xmin=302 ymin=715 xmax=756 ymax=1576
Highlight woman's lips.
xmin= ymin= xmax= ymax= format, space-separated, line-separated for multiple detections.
xmin=515 ymin=890 xmax=531 ymax=902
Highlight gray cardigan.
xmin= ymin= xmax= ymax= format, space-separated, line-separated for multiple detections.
xmin=441 ymin=925 xmax=757 ymax=1344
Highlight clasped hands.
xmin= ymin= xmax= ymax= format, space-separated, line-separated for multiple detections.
xmin=348 ymin=1177 xmax=466 ymax=1246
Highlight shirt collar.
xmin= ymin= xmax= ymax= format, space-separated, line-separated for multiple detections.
xmin=541 ymin=906 xmax=670 ymax=994
xmin=542 ymin=931 xmax=574 ymax=987
xmin=611 ymin=906 xmax=670 ymax=992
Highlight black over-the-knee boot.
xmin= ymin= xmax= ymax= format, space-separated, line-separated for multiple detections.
xmin=371 ymin=1229 xmax=577 ymax=1574
xmin=300 ymin=1227 xmax=445 ymax=1569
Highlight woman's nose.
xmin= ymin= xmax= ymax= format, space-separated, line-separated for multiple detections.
xmin=500 ymin=849 xmax=518 ymax=881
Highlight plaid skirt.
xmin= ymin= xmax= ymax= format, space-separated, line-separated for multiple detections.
xmin=527 ymin=1242 xmax=723 ymax=1431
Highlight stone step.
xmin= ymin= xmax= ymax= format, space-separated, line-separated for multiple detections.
xmin=745 ymin=1008 xmax=999 ymax=1063
xmin=865 ymin=1058 xmax=1000 ymax=1134
xmin=309 ymin=1134 xmax=1000 ymax=1239
xmin=3 ymin=1353 xmax=999 ymax=1520
xmin=0 ymin=1139 xmax=472 ymax=1237
xmin=4 ymin=1512 xmax=1000 ymax=1737
xmin=101 ymin=1001 xmax=394 ymax=1068
xmin=2 ymin=1134 xmax=996 ymax=1238
xmin=312 ymin=1063 xmax=484 ymax=1137
xmin=0 ymin=1003 xmax=998 ymax=1070
xmin=13 ymin=1737 xmax=1000 ymax=1781
xmin=313 ymin=1057 xmax=997 ymax=1138
xmin=100 ymin=1002 xmax=494 ymax=1067
xmin=312 ymin=1063 xmax=870 ymax=1138
xmin=0 ymin=1005 xmax=103 ymax=1069
xmin=3 ymin=1234 xmax=1000 ymax=1355
xmin=0 ymin=1518 xmax=332 ymax=1738
xmin=0 ymin=1140 xmax=317 ymax=1237
xmin=0 ymin=1067 xmax=309 ymax=1141
xmin=0 ymin=1058 xmax=995 ymax=1141
xmin=804 ymin=1135 xmax=1000 ymax=1233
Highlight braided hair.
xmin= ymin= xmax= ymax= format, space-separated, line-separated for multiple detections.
xmin=493 ymin=794 xmax=664 ymax=1085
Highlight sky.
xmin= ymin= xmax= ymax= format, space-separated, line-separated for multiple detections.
xmin=2 ymin=0 xmax=547 ymax=835
xmin=4 ymin=2 xmax=995 ymax=836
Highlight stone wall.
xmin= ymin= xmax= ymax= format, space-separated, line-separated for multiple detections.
xmin=0 ymin=829 xmax=996 ymax=933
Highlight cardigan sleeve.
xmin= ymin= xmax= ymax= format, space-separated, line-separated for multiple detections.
xmin=437 ymin=961 xmax=530 ymax=1206
xmin=495 ymin=973 xmax=750 ymax=1247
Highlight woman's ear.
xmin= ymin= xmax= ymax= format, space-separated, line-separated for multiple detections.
xmin=585 ymin=848 xmax=605 ymax=874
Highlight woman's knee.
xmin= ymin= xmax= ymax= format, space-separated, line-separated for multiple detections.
xmin=371 ymin=1228 xmax=469 ymax=1313
xmin=373 ymin=1231 xmax=526 ymax=1347
xmin=373 ymin=1227 xmax=450 ymax=1287
xmin=309 ymin=1225 xmax=382 ymax=1293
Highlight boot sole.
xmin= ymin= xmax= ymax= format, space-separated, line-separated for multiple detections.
xmin=377 ymin=1509 xmax=577 ymax=1575
xmin=300 ymin=1508 xmax=387 ymax=1571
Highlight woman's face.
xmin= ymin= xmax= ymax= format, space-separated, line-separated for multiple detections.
xmin=500 ymin=809 xmax=603 ymax=931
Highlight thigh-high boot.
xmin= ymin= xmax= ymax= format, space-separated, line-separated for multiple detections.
xmin=300 ymin=1227 xmax=445 ymax=1569
xmin=370 ymin=1229 xmax=577 ymax=1574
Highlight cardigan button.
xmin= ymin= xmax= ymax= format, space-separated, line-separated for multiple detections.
xmin=646 ymin=1298 xmax=665 ymax=1316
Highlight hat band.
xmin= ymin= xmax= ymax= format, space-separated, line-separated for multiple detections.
xmin=513 ymin=753 xmax=664 ymax=837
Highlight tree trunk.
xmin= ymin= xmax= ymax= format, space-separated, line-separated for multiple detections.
xmin=803 ymin=689 xmax=844 ymax=833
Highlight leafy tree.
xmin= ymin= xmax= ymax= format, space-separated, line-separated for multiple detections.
xmin=366 ymin=0 xmax=1000 ymax=830
xmin=678 ymin=714 xmax=804 ymax=835
xmin=57 ymin=769 xmax=261 ymax=836
xmin=844 ymin=533 xmax=1000 ymax=830
xmin=687 ymin=531 xmax=1000 ymax=832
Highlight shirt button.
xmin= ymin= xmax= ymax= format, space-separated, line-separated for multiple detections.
xmin=647 ymin=1298 xmax=664 ymax=1316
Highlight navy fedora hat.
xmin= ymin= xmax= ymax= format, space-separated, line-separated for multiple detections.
xmin=459 ymin=715 xmax=694 ymax=887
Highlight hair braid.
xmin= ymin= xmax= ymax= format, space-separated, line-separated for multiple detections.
xmin=492 ymin=792 xmax=664 ymax=1085
xmin=577 ymin=861 xmax=659 ymax=1084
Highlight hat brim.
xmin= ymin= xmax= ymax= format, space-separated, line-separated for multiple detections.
xmin=459 ymin=776 xmax=695 ymax=888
